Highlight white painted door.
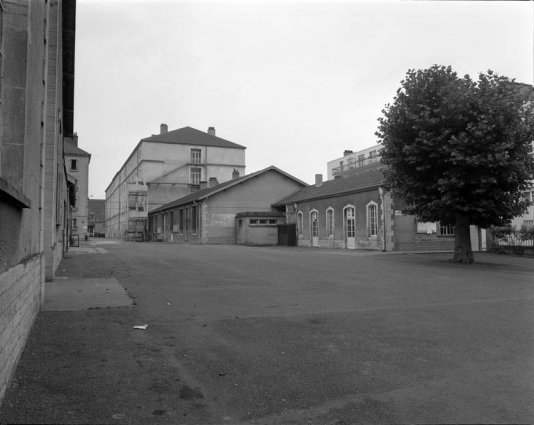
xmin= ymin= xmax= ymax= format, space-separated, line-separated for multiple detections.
xmin=311 ymin=211 xmax=319 ymax=247
xmin=346 ymin=208 xmax=355 ymax=249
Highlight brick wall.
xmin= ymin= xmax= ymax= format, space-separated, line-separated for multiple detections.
xmin=0 ymin=255 xmax=42 ymax=402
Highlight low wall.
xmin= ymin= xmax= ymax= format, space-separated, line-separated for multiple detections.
xmin=490 ymin=244 xmax=534 ymax=257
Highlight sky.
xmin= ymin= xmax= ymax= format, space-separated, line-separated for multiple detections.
xmin=74 ymin=0 xmax=534 ymax=199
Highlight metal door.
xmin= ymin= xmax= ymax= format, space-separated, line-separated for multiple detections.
xmin=346 ymin=208 xmax=355 ymax=249
xmin=311 ymin=211 xmax=319 ymax=247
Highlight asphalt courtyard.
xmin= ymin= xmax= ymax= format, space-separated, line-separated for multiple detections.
xmin=1 ymin=240 xmax=533 ymax=424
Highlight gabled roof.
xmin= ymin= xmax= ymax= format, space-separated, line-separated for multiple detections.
xmin=150 ymin=166 xmax=307 ymax=214
xmin=141 ymin=126 xmax=246 ymax=150
xmin=64 ymin=140 xmax=91 ymax=156
xmin=273 ymin=167 xmax=386 ymax=206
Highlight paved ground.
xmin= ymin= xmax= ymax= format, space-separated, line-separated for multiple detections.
xmin=0 ymin=240 xmax=533 ymax=424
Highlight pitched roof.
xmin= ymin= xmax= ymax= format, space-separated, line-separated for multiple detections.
xmin=64 ymin=140 xmax=91 ymax=156
xmin=150 ymin=166 xmax=307 ymax=214
xmin=273 ymin=167 xmax=386 ymax=206
xmin=141 ymin=126 xmax=246 ymax=150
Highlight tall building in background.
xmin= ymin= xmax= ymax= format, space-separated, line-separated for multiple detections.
xmin=64 ymin=134 xmax=91 ymax=240
xmin=0 ymin=0 xmax=77 ymax=405
xmin=326 ymin=145 xmax=381 ymax=181
xmin=105 ymin=125 xmax=246 ymax=240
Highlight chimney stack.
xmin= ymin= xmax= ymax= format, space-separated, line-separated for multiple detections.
xmin=208 ymin=177 xmax=219 ymax=188
xmin=160 ymin=123 xmax=168 ymax=134
xmin=343 ymin=150 xmax=353 ymax=157
xmin=315 ymin=174 xmax=323 ymax=187
xmin=207 ymin=127 xmax=216 ymax=136
xmin=232 ymin=169 xmax=240 ymax=179
xmin=200 ymin=181 xmax=208 ymax=190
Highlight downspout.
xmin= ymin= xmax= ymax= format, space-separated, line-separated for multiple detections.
xmin=379 ymin=187 xmax=387 ymax=252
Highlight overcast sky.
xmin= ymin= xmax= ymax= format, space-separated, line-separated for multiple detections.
xmin=74 ymin=0 xmax=533 ymax=199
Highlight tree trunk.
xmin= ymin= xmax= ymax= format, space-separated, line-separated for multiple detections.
xmin=452 ymin=213 xmax=474 ymax=264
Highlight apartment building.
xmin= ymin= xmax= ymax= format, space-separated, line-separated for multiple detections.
xmin=64 ymin=134 xmax=91 ymax=240
xmin=105 ymin=125 xmax=246 ymax=240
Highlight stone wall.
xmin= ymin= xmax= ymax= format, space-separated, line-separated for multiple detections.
xmin=0 ymin=255 xmax=42 ymax=402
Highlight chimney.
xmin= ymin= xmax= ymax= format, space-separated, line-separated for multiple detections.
xmin=343 ymin=150 xmax=353 ymax=157
xmin=207 ymin=127 xmax=216 ymax=136
xmin=232 ymin=169 xmax=240 ymax=179
xmin=315 ymin=174 xmax=323 ymax=187
xmin=208 ymin=177 xmax=219 ymax=188
xmin=160 ymin=123 xmax=168 ymax=134
xmin=200 ymin=181 xmax=208 ymax=190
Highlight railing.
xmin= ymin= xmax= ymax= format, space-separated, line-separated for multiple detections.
xmin=332 ymin=156 xmax=381 ymax=176
xmin=491 ymin=226 xmax=534 ymax=256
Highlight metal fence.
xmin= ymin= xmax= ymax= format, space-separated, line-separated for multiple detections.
xmin=493 ymin=226 xmax=534 ymax=247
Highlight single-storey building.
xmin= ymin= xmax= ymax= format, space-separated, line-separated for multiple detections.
xmin=147 ymin=166 xmax=307 ymax=244
xmin=273 ymin=166 xmax=459 ymax=252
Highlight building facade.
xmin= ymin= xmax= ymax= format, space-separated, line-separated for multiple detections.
xmin=88 ymin=199 xmax=106 ymax=236
xmin=327 ymin=145 xmax=381 ymax=180
xmin=148 ymin=166 xmax=307 ymax=245
xmin=274 ymin=168 xmax=395 ymax=251
xmin=0 ymin=0 xmax=76 ymax=405
xmin=64 ymin=135 xmax=91 ymax=240
xmin=105 ymin=125 xmax=246 ymax=240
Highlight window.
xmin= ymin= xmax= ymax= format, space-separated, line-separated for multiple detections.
xmin=191 ymin=205 xmax=198 ymax=235
xmin=297 ymin=212 xmax=303 ymax=237
xmin=70 ymin=159 xmax=78 ymax=171
xmin=89 ymin=213 xmax=95 ymax=221
xmin=190 ymin=149 xmax=202 ymax=164
xmin=250 ymin=219 xmax=277 ymax=226
xmin=440 ymin=224 xmax=455 ymax=236
xmin=178 ymin=209 xmax=184 ymax=235
xmin=172 ymin=210 xmax=178 ymax=232
xmin=190 ymin=167 xmax=201 ymax=185
xmin=369 ymin=150 xmax=377 ymax=158
xmin=357 ymin=155 xmax=365 ymax=166
xmin=238 ymin=219 xmax=243 ymax=227
xmin=367 ymin=202 xmax=378 ymax=237
xmin=72 ymin=218 xmax=77 ymax=230
xmin=326 ymin=208 xmax=334 ymax=237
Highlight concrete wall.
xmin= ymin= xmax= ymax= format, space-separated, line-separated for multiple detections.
xmin=236 ymin=216 xmax=285 ymax=245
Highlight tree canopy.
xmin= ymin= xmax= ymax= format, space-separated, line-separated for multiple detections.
xmin=376 ymin=65 xmax=534 ymax=263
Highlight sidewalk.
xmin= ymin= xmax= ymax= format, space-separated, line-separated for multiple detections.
xmin=0 ymin=241 xmax=151 ymax=425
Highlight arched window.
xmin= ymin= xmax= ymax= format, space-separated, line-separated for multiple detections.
xmin=367 ymin=201 xmax=378 ymax=237
xmin=297 ymin=211 xmax=303 ymax=237
xmin=326 ymin=207 xmax=334 ymax=237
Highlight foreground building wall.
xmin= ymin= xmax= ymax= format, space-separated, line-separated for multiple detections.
xmin=0 ymin=0 xmax=76 ymax=405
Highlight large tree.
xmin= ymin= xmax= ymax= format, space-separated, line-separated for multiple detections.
xmin=376 ymin=65 xmax=534 ymax=263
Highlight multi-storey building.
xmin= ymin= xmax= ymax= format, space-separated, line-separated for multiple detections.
xmin=0 ymin=0 xmax=77 ymax=405
xmin=64 ymin=134 xmax=91 ymax=240
xmin=105 ymin=125 xmax=246 ymax=240
xmin=327 ymin=145 xmax=381 ymax=180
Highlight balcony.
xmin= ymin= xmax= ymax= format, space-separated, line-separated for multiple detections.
xmin=332 ymin=155 xmax=381 ymax=176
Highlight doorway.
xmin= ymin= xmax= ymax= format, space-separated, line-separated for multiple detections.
xmin=311 ymin=211 xmax=319 ymax=247
xmin=345 ymin=207 xmax=355 ymax=249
